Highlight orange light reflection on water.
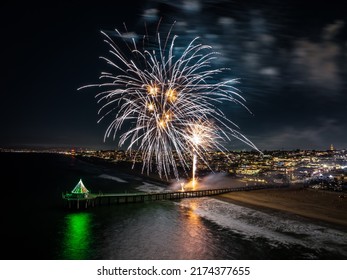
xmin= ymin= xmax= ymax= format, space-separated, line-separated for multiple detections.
xmin=176 ymin=199 xmax=209 ymax=256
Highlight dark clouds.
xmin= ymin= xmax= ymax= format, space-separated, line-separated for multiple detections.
xmin=1 ymin=1 xmax=346 ymax=150
xmin=139 ymin=0 xmax=347 ymax=150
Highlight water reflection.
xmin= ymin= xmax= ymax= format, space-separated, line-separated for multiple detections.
xmin=62 ymin=212 xmax=92 ymax=259
xmin=176 ymin=200 xmax=218 ymax=259
xmin=182 ymin=200 xmax=202 ymax=237
xmin=92 ymin=201 xmax=220 ymax=259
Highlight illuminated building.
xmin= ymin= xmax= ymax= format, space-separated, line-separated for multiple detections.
xmin=70 ymin=179 xmax=89 ymax=198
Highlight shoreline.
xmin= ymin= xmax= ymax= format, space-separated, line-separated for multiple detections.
xmin=217 ymin=186 xmax=347 ymax=228
xmin=75 ymin=154 xmax=347 ymax=228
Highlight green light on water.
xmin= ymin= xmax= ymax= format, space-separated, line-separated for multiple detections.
xmin=62 ymin=212 xmax=92 ymax=259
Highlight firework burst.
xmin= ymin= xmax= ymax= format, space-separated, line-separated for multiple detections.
xmin=80 ymin=24 xmax=258 ymax=180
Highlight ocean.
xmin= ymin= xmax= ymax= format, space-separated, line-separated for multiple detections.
xmin=0 ymin=152 xmax=346 ymax=260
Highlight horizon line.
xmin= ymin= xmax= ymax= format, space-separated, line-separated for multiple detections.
xmin=1 ymin=146 xmax=345 ymax=153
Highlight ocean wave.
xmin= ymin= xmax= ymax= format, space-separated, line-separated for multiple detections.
xmin=178 ymin=197 xmax=347 ymax=256
xmin=98 ymin=174 xmax=128 ymax=183
xmin=136 ymin=182 xmax=169 ymax=193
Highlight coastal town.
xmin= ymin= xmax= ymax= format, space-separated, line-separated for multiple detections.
xmin=2 ymin=145 xmax=346 ymax=193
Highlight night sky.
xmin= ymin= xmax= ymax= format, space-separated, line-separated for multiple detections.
xmin=2 ymin=1 xmax=347 ymax=151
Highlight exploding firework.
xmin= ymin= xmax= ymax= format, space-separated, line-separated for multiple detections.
xmin=80 ymin=23 xmax=258 ymax=180
xmin=185 ymin=120 xmax=218 ymax=187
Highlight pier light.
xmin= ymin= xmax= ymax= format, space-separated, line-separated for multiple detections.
xmin=71 ymin=179 xmax=89 ymax=198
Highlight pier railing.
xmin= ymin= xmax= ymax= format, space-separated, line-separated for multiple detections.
xmin=62 ymin=184 xmax=285 ymax=209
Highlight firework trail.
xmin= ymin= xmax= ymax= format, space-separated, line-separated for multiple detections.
xmin=80 ymin=24 xmax=258 ymax=180
xmin=185 ymin=120 xmax=218 ymax=187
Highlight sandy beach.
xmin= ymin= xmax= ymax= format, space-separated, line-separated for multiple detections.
xmin=218 ymin=185 xmax=347 ymax=228
xmin=77 ymin=155 xmax=347 ymax=228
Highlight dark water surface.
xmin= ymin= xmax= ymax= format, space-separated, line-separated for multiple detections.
xmin=1 ymin=152 xmax=346 ymax=260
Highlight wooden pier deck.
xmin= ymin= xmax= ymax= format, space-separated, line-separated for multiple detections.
xmin=62 ymin=185 xmax=284 ymax=209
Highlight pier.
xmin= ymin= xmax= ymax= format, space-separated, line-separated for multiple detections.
xmin=62 ymin=185 xmax=284 ymax=209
